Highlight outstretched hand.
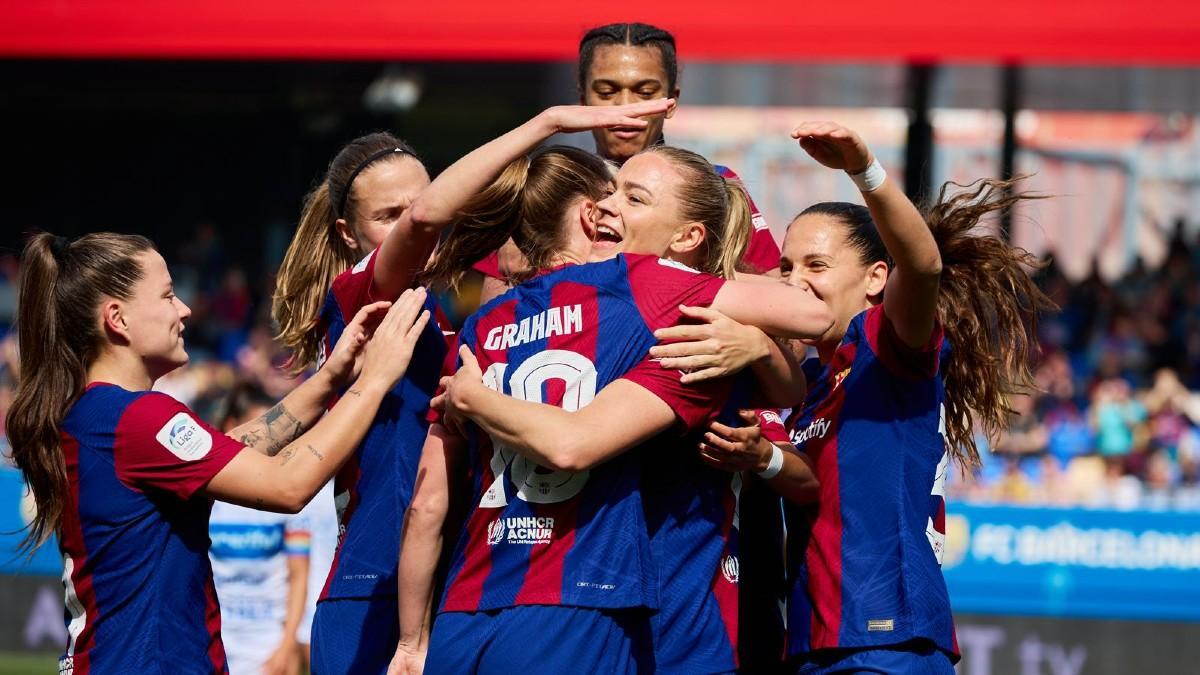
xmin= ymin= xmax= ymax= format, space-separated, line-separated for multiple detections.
xmin=545 ymin=99 xmax=676 ymax=134
xmin=649 ymin=305 xmax=772 ymax=383
xmin=322 ymin=300 xmax=392 ymax=389
xmin=791 ymin=121 xmax=873 ymax=173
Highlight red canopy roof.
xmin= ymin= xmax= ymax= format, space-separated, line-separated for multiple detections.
xmin=5 ymin=0 xmax=1200 ymax=64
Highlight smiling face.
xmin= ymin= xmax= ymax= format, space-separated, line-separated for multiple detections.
xmin=116 ymin=250 xmax=193 ymax=380
xmin=581 ymin=44 xmax=678 ymax=164
xmin=590 ymin=152 xmax=695 ymax=262
xmin=780 ymin=213 xmax=888 ymax=358
xmin=339 ymin=155 xmax=430 ymax=253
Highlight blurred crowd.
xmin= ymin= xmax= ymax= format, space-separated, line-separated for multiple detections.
xmin=2 ymin=221 xmax=1200 ymax=512
xmin=950 ymin=221 xmax=1200 ymax=511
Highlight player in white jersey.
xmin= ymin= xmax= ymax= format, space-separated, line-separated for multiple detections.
xmin=209 ymin=382 xmax=312 ymax=675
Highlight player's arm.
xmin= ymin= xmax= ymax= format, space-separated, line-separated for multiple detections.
xmin=227 ymin=301 xmax=390 ymax=457
xmin=792 ymin=121 xmax=941 ymax=347
xmin=710 ymin=281 xmax=833 ymax=341
xmin=700 ymin=411 xmax=819 ymax=504
xmin=205 ymin=290 xmax=431 ymax=513
xmin=436 ymin=347 xmax=675 ymax=473
xmin=393 ymin=424 xmax=464 ymax=674
xmin=262 ymin=538 xmax=309 ymax=675
xmin=372 ymin=99 xmax=676 ymax=299
xmin=648 ymin=305 xmax=806 ymax=407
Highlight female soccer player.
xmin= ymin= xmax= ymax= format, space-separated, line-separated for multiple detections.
xmin=389 ymin=106 xmax=828 ymax=674
xmin=658 ymin=122 xmax=1052 ymax=673
xmin=5 ymin=232 xmax=431 ymax=674
xmin=272 ymin=132 xmax=451 ymax=674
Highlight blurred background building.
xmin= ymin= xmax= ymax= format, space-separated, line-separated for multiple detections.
xmin=2 ymin=2 xmax=1200 ymax=672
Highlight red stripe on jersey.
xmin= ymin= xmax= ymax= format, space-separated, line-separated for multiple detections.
xmin=513 ymin=501 xmax=576 ymax=605
xmin=441 ymin=440 xmax=499 ymax=612
xmin=863 ymin=304 xmax=944 ymax=380
xmin=510 ymin=282 xmax=598 ymax=603
xmin=60 ymin=432 xmax=98 ymax=673
xmin=443 ymin=299 xmax=518 ymax=611
xmin=711 ymin=474 xmax=740 ymax=667
xmin=806 ymin=342 xmax=857 ymax=650
xmin=203 ymin=569 xmax=227 ymax=671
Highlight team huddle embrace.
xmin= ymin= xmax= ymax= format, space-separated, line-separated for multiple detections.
xmin=6 ymin=22 xmax=1051 ymax=675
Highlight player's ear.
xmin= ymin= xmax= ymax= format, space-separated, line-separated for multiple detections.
xmin=668 ymin=222 xmax=706 ymax=256
xmin=865 ymin=260 xmax=888 ymax=298
xmin=666 ymin=88 xmax=680 ymax=118
xmin=100 ymin=299 xmax=132 ymax=344
xmin=335 ymin=218 xmax=359 ymax=251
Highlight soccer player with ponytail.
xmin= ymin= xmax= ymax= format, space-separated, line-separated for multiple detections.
xmin=669 ymin=122 xmax=1053 ymax=673
xmin=6 ymin=232 xmax=430 ymax=674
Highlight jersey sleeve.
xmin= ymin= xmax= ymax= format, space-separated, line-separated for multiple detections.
xmin=113 ymin=393 xmax=245 ymax=500
xmin=756 ymin=409 xmax=790 ymax=444
xmin=472 ymin=251 xmax=504 ymax=280
xmin=284 ymin=508 xmax=315 ymax=557
xmin=329 ymin=249 xmax=384 ymax=324
xmin=620 ymin=356 xmax=732 ymax=432
xmin=715 ymin=165 xmax=781 ymax=274
xmin=863 ymin=304 xmax=946 ymax=379
xmin=623 ymin=254 xmax=727 ymax=333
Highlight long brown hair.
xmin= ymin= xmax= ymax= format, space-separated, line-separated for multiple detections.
xmin=421 ymin=145 xmax=613 ymax=290
xmin=927 ymin=178 xmax=1054 ymax=469
xmin=806 ymin=179 xmax=1054 ymax=468
xmin=6 ymin=232 xmax=155 ymax=551
xmin=273 ymin=133 xmax=420 ymax=372
xmin=641 ymin=146 xmax=753 ymax=279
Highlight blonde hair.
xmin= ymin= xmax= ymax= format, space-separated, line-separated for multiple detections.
xmin=272 ymin=132 xmax=419 ymax=372
xmin=640 ymin=145 xmax=752 ymax=279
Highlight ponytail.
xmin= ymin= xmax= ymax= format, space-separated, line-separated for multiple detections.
xmin=272 ymin=132 xmax=421 ymax=373
xmin=7 ymin=232 xmax=154 ymax=551
xmin=927 ymin=178 xmax=1055 ymax=469
xmin=420 ymin=156 xmax=530 ymax=291
xmin=716 ymin=179 xmax=753 ymax=279
xmin=272 ymin=181 xmax=357 ymax=373
xmin=643 ymin=146 xmax=750 ymax=280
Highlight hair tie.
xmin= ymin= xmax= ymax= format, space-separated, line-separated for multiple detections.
xmin=49 ymin=235 xmax=70 ymax=260
xmin=336 ymin=148 xmax=409 ymax=219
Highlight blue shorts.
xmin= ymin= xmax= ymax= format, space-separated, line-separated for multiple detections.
xmin=424 ymin=605 xmax=652 ymax=675
xmin=793 ymin=641 xmax=956 ymax=675
xmin=309 ymin=596 xmax=398 ymax=675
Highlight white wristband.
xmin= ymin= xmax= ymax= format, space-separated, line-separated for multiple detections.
xmin=848 ymin=157 xmax=886 ymax=193
xmin=757 ymin=444 xmax=784 ymax=479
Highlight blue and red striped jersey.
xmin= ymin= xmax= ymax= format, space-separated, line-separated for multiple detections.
xmin=57 ymin=383 xmax=244 ymax=674
xmin=439 ymin=253 xmax=729 ymax=614
xmin=315 ymin=250 xmax=449 ymax=600
xmin=642 ymin=376 xmax=791 ymax=674
xmin=784 ymin=304 xmax=958 ymax=660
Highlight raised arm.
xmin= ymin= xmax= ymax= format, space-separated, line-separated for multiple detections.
xmin=792 ymin=121 xmax=941 ymax=347
xmin=372 ymin=99 xmax=677 ymax=299
xmin=206 ymin=289 xmax=431 ymax=513
xmin=436 ymin=347 xmax=677 ymax=473
xmin=392 ymin=423 xmax=464 ymax=675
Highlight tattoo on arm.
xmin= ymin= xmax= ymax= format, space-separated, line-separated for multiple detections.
xmin=279 ymin=446 xmax=297 ymax=466
xmin=236 ymin=403 xmax=306 ymax=457
xmin=346 ymin=388 xmax=363 ymax=397
xmin=306 ymin=444 xmax=325 ymax=461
